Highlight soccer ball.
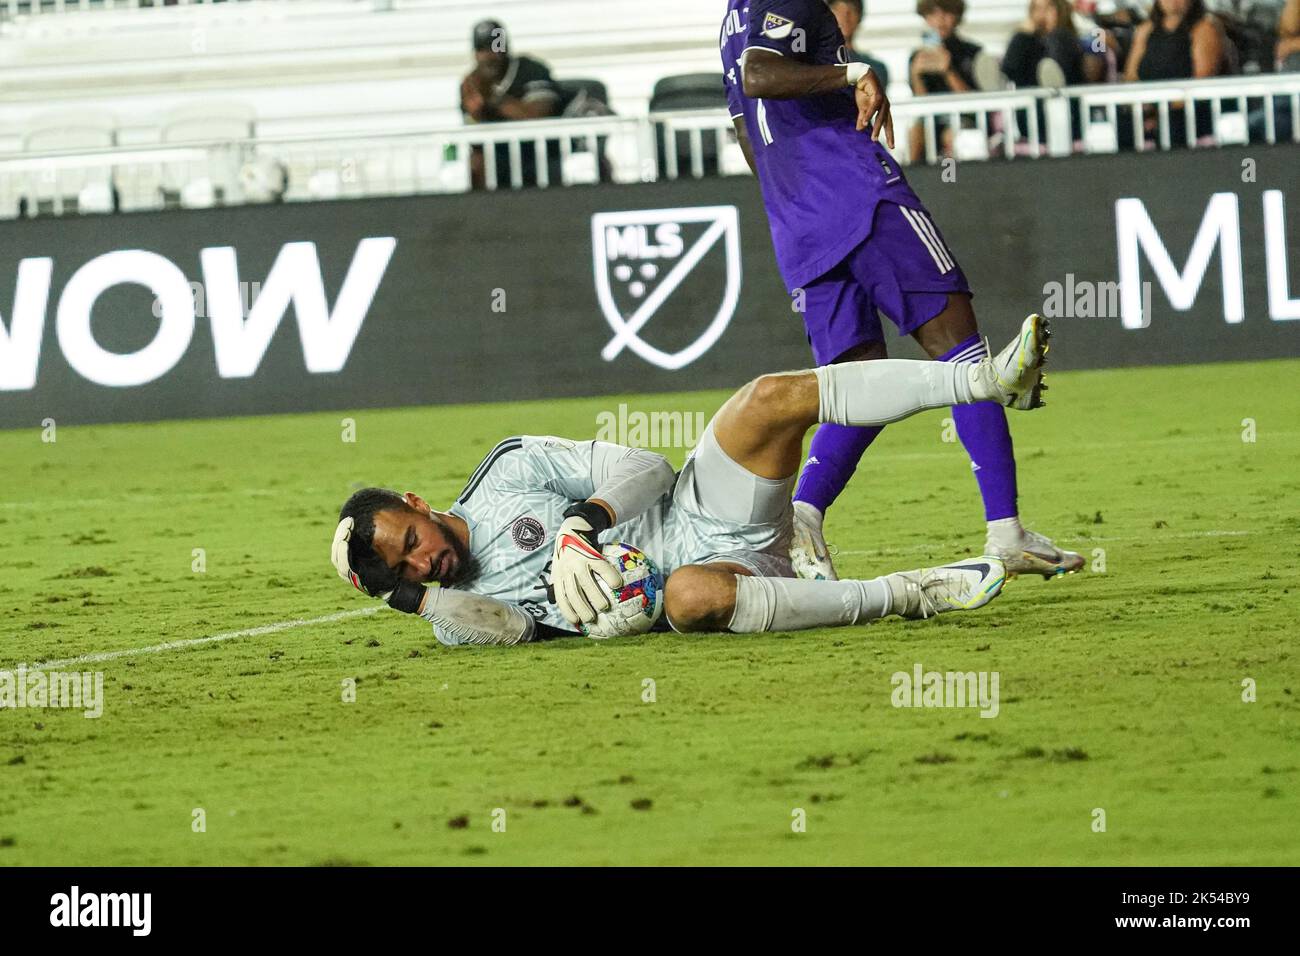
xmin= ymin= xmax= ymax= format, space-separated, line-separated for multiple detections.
xmin=579 ymin=542 xmax=665 ymax=640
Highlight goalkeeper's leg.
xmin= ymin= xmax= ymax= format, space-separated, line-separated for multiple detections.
xmin=663 ymin=560 xmax=1005 ymax=634
xmin=710 ymin=326 xmax=1046 ymax=484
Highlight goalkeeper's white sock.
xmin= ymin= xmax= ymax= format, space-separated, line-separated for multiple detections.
xmin=728 ymin=574 xmax=895 ymax=633
xmin=814 ymin=359 xmax=983 ymax=427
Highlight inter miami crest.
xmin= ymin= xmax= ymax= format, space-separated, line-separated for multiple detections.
xmin=511 ymin=515 xmax=546 ymax=552
xmin=590 ymin=205 xmax=742 ymax=371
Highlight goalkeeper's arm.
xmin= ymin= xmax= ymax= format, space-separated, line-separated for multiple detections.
xmin=579 ymin=443 xmax=677 ymax=525
xmin=389 ymin=582 xmax=540 ymax=647
xmin=547 ymin=444 xmax=676 ymax=626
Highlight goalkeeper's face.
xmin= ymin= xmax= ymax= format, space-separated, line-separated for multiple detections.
xmin=371 ymin=494 xmax=472 ymax=587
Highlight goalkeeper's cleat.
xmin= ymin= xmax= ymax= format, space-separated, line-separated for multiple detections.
xmin=988 ymin=529 xmax=1085 ymax=579
xmin=790 ymin=500 xmax=839 ymax=581
xmin=972 ymin=314 xmax=1050 ymax=410
xmin=885 ymin=555 xmax=1006 ymax=620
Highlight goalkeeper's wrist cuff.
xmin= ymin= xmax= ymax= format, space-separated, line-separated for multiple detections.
xmin=562 ymin=500 xmax=612 ymax=537
xmin=386 ymin=580 xmax=426 ymax=615
xmin=845 ymin=62 xmax=872 ymax=86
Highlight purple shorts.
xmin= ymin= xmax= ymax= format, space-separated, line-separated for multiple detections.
xmin=798 ymin=201 xmax=972 ymax=365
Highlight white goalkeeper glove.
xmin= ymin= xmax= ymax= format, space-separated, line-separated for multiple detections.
xmin=551 ymin=503 xmax=622 ymax=626
xmin=332 ymin=517 xmax=365 ymax=591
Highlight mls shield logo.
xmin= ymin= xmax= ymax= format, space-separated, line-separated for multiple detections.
xmin=761 ymin=13 xmax=795 ymax=40
xmin=591 ymin=206 xmax=742 ymax=370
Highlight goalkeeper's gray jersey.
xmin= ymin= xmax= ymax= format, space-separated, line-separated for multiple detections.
xmin=444 ymin=436 xmax=675 ymax=638
xmin=441 ymin=434 xmax=791 ymax=643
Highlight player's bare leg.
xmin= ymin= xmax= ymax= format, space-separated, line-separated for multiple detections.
xmin=913 ymin=294 xmax=1084 ymax=579
xmin=911 ymin=291 xmax=980 ymax=357
xmin=663 ymin=563 xmax=752 ymax=632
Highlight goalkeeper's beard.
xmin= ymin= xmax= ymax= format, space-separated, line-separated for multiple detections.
xmin=427 ymin=513 xmax=480 ymax=589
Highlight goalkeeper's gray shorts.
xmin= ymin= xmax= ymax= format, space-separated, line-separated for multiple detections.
xmin=671 ymin=420 xmax=796 ymax=580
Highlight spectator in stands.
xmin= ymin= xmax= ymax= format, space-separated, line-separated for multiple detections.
xmin=908 ymin=0 xmax=983 ymax=160
xmin=829 ymin=0 xmax=891 ymax=89
xmin=1125 ymin=0 xmax=1231 ymax=143
xmin=460 ymin=19 xmax=562 ymax=189
xmin=1083 ymin=0 xmax=1147 ymax=77
xmin=910 ymin=0 xmax=981 ymax=94
xmin=1068 ymin=4 xmax=1122 ymax=83
xmin=1125 ymin=0 xmax=1229 ymax=83
xmin=1002 ymin=0 xmax=1110 ymax=143
xmin=1280 ymin=0 xmax=1300 ymax=69
xmin=1002 ymin=0 xmax=1092 ymax=88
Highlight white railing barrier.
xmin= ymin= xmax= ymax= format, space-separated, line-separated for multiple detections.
xmin=2 ymin=0 xmax=253 ymax=17
xmin=1 ymin=74 xmax=1297 ymax=218
xmin=1074 ymin=74 xmax=1300 ymax=151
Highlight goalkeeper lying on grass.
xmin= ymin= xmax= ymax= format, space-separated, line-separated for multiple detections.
xmin=330 ymin=316 xmax=1053 ymax=647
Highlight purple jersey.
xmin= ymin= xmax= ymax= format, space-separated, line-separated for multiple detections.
xmin=720 ymin=0 xmax=925 ymax=291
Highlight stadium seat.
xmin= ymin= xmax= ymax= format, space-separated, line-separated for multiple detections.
xmin=555 ymin=78 xmax=615 ymax=184
xmin=158 ymin=101 xmax=256 ymax=208
xmin=161 ymin=101 xmax=256 ymax=145
xmin=20 ymin=110 xmax=117 ymax=216
xmin=650 ymin=73 xmax=727 ymax=180
xmin=557 ymin=78 xmax=612 ymax=115
xmin=649 ymin=73 xmax=727 ymax=113
xmin=22 ymin=109 xmax=116 ymax=153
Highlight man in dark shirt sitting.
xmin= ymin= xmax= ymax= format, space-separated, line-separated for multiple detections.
xmin=909 ymin=0 xmax=982 ymax=95
xmin=460 ymin=19 xmax=562 ymax=189
xmin=908 ymin=0 xmax=983 ymax=161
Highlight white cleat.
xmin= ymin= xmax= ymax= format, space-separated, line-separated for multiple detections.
xmin=988 ymin=529 xmax=1085 ymax=579
xmin=886 ymin=555 xmax=1007 ymax=620
xmin=974 ymin=314 xmax=1050 ymax=410
xmin=790 ymin=500 xmax=839 ymax=581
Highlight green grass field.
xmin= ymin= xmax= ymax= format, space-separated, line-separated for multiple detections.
xmin=2 ymin=360 xmax=1297 ymax=866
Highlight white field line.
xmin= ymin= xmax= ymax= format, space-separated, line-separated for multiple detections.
xmin=0 ymin=487 xmax=325 ymax=511
xmin=1 ymin=530 xmax=1260 ymax=670
xmin=14 ymin=606 xmax=382 ymax=672
xmin=836 ymin=529 xmax=1253 ymax=558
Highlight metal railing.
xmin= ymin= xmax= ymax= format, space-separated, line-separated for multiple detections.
xmin=1 ymin=73 xmax=1297 ymax=219
xmin=1 ymin=0 xmax=254 ymax=17
xmin=902 ymin=72 xmax=1300 ymax=162
xmin=1074 ymin=74 xmax=1300 ymax=151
